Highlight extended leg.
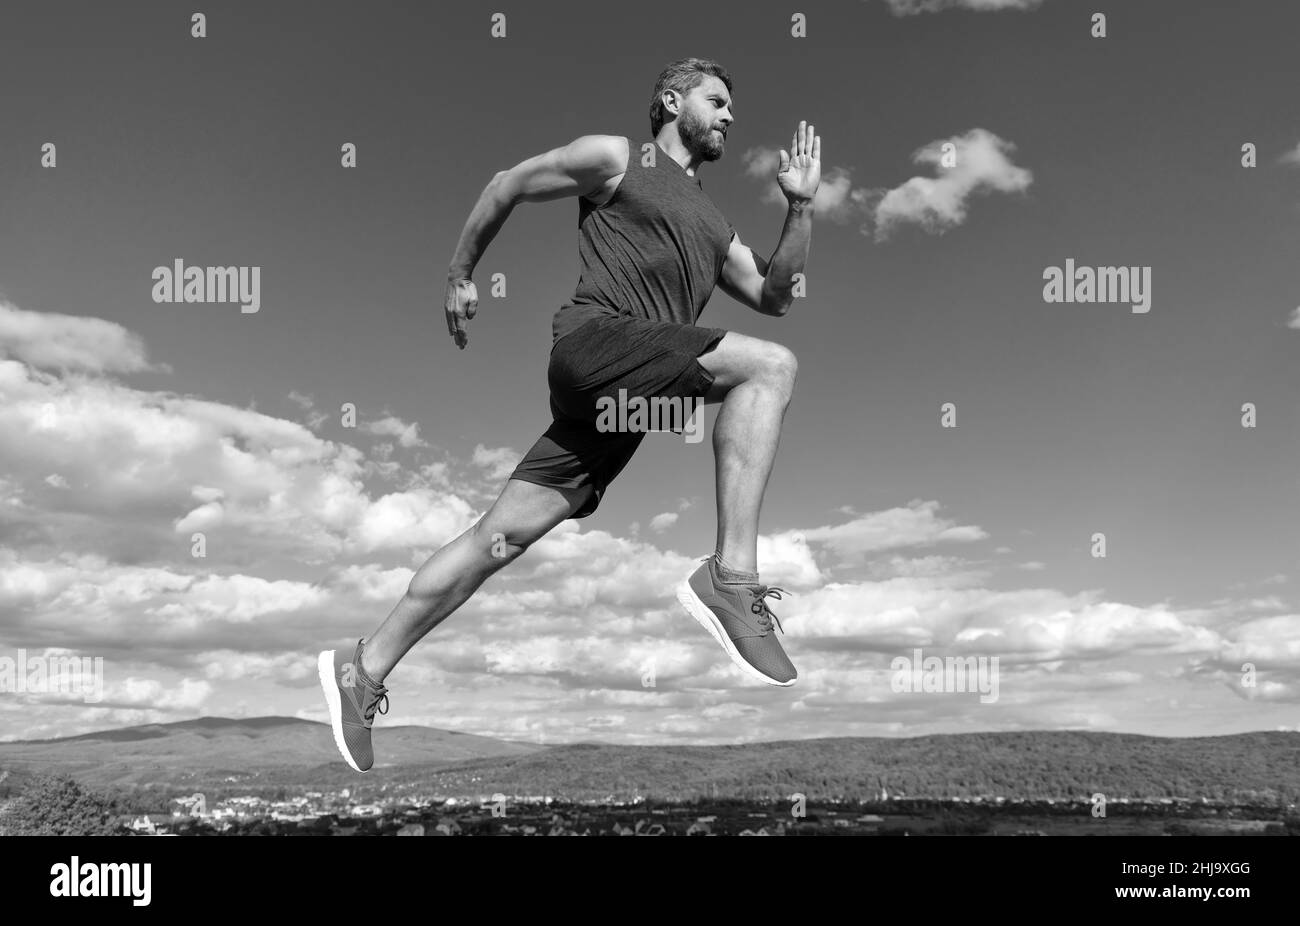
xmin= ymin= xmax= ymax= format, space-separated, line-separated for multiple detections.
xmin=360 ymin=478 xmax=591 ymax=682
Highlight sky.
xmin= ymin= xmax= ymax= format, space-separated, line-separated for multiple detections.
xmin=1 ymin=0 xmax=1298 ymax=746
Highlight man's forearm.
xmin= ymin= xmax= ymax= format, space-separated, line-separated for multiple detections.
xmin=760 ymin=199 xmax=814 ymax=315
xmin=448 ymin=172 xmax=517 ymax=279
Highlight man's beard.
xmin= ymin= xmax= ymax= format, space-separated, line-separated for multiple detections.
xmin=678 ymin=107 xmax=725 ymax=161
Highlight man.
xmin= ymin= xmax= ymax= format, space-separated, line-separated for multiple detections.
xmin=319 ymin=57 xmax=820 ymax=772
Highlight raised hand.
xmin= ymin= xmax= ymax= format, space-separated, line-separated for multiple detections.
xmin=777 ymin=121 xmax=821 ymax=206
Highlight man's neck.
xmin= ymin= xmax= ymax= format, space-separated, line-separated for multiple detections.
xmin=655 ymin=132 xmax=702 ymax=176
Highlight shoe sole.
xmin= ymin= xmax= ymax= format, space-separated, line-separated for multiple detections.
xmin=317 ymin=649 xmax=366 ymax=773
xmin=676 ymin=579 xmax=796 ymax=687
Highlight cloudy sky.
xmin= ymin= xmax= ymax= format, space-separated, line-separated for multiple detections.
xmin=1 ymin=0 xmax=1298 ymax=746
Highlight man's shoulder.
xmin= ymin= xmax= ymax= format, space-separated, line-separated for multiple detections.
xmin=566 ymin=134 xmax=630 ymax=177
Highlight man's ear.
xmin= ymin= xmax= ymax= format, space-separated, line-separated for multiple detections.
xmin=661 ymin=89 xmax=681 ymax=118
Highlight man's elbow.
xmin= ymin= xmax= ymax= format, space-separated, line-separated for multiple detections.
xmin=489 ymin=170 xmax=518 ymax=206
xmin=758 ymin=284 xmax=793 ymax=317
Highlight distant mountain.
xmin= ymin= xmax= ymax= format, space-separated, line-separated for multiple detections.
xmin=0 ymin=716 xmax=542 ymax=788
xmin=387 ymin=730 xmax=1300 ymax=804
xmin=3 ymin=722 xmax=1297 ymax=804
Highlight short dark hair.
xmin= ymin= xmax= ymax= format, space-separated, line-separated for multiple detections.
xmin=649 ymin=58 xmax=733 ymax=137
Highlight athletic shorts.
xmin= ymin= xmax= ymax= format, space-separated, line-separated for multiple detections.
xmin=509 ymin=310 xmax=728 ymax=519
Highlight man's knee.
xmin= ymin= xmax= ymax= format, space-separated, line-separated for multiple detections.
xmin=772 ymin=343 xmax=797 ymax=382
xmin=472 ymin=517 xmax=535 ymax=563
xmin=698 ymin=332 xmax=797 ymax=396
xmin=757 ymin=342 xmax=797 ymax=394
xmin=470 ymin=482 xmax=589 ymax=562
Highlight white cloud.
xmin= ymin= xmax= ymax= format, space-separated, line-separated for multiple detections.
xmin=287 ymin=390 xmax=329 ymax=430
xmin=786 ymin=580 xmax=1223 ymax=664
xmin=350 ymin=489 xmax=475 ymax=554
xmin=870 ymin=128 xmax=1033 ymax=240
xmin=471 ymin=443 xmax=521 ymax=481
xmin=1181 ymin=613 xmax=1300 ymax=702
xmin=742 ymin=147 xmax=776 ymax=180
xmin=0 ymin=352 xmax=477 ymax=566
xmin=791 ymin=499 xmax=987 ymax=562
xmin=0 ymin=299 xmax=165 ymax=375
xmin=1215 ymin=614 xmax=1300 ymax=665
xmin=362 ymin=414 xmax=428 ymax=448
xmin=648 ymin=512 xmax=678 ymax=532
xmin=153 ymin=573 xmax=329 ymax=623
xmin=105 ymin=677 xmax=213 ymax=711
xmin=335 ymin=562 xmax=414 ymax=602
xmin=199 ymin=650 xmax=319 ymax=683
xmin=757 ymin=532 xmax=824 ymax=588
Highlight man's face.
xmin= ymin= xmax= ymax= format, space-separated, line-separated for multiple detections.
xmin=674 ymin=75 xmax=734 ymax=162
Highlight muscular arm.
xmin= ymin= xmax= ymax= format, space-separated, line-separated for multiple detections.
xmin=718 ymin=202 xmax=814 ymax=317
xmin=718 ymin=121 xmax=821 ymax=318
xmin=447 ymin=134 xmax=628 ymax=280
xmin=442 ymin=134 xmax=627 ymax=348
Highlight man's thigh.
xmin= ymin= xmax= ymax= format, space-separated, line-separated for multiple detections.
xmin=695 ymin=331 xmax=797 ymax=403
xmin=505 ymin=411 xmax=645 ymax=523
xmin=477 ymin=478 xmax=594 ymax=546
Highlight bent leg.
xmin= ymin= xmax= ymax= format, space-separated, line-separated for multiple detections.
xmin=360 ymin=478 xmax=593 ymax=682
xmin=694 ymin=332 xmax=798 ymax=574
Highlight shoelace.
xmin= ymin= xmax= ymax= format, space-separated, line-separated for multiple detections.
xmin=364 ymin=688 xmax=389 ymax=723
xmin=749 ymin=586 xmax=788 ymax=634
xmin=699 ymin=556 xmax=791 ymax=634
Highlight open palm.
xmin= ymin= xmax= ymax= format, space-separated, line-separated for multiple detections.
xmin=777 ymin=121 xmax=821 ymax=204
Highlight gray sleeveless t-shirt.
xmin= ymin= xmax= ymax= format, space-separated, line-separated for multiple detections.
xmin=551 ymin=138 xmax=735 ymax=344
